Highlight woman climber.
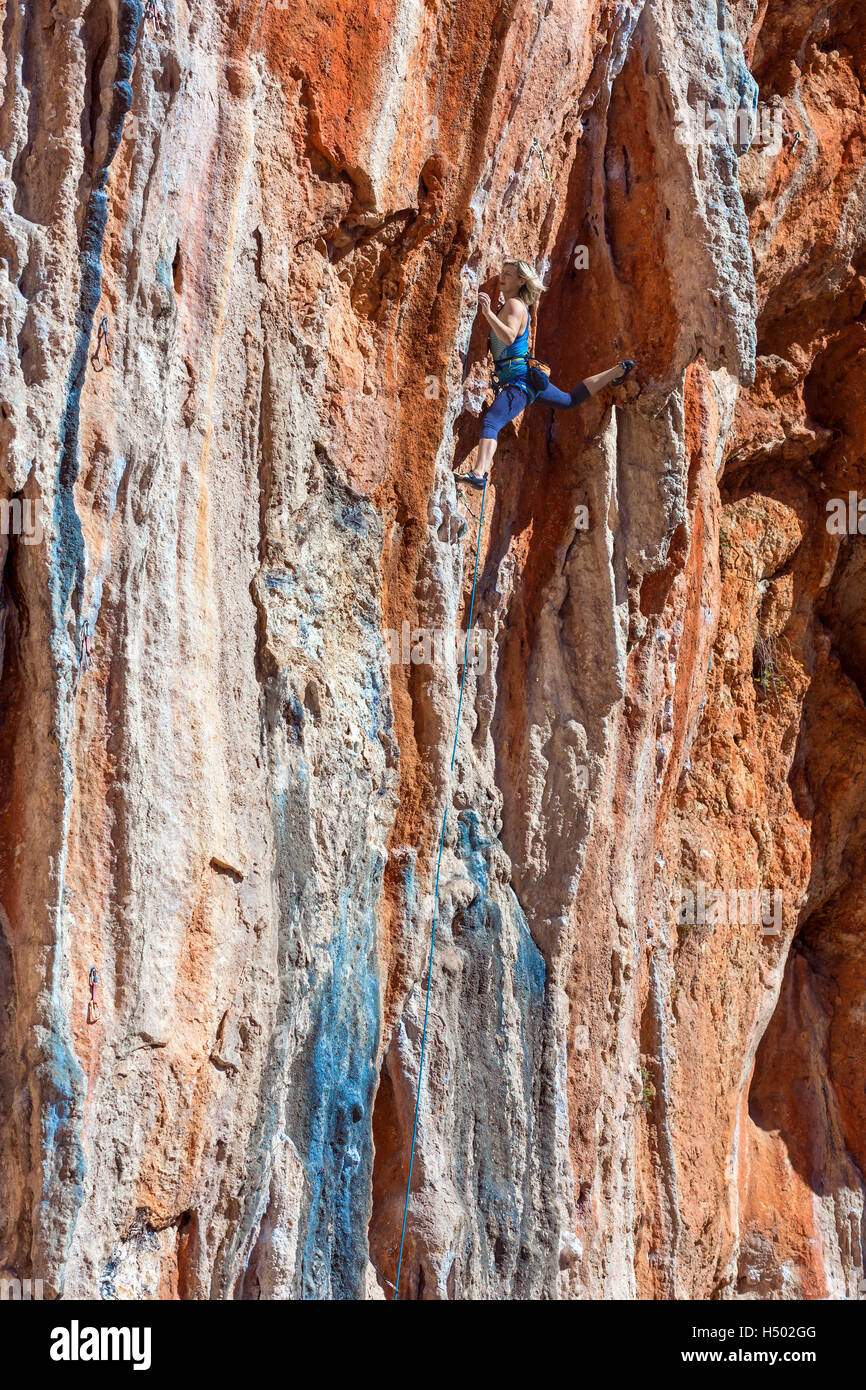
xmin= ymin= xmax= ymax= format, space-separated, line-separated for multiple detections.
xmin=457 ymin=257 xmax=634 ymax=488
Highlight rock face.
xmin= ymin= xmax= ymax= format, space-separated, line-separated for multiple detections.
xmin=0 ymin=0 xmax=864 ymax=1300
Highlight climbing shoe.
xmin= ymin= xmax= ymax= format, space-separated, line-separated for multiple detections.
xmin=615 ymin=359 xmax=635 ymax=385
xmin=456 ymin=472 xmax=488 ymax=490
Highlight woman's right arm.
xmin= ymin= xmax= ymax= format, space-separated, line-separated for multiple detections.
xmin=478 ymin=294 xmax=526 ymax=344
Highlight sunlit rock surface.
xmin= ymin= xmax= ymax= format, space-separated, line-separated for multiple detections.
xmin=0 ymin=0 xmax=864 ymax=1299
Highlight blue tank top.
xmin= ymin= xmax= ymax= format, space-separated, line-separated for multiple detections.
xmin=489 ymin=307 xmax=534 ymax=397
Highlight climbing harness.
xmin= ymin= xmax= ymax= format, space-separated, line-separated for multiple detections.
xmin=91 ymin=315 xmax=112 ymax=372
xmin=529 ymin=134 xmax=552 ymax=184
xmin=490 ymin=304 xmax=550 ymax=400
xmin=395 ymin=479 xmax=488 ymax=1300
xmin=87 ymin=966 xmax=99 ymax=1025
xmin=79 ymin=619 xmax=93 ymax=673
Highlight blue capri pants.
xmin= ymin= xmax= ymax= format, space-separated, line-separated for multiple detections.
xmin=480 ymin=380 xmax=591 ymax=440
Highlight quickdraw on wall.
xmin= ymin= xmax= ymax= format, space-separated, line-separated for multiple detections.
xmin=529 ymin=134 xmax=552 ymax=184
xmin=91 ymin=314 xmax=112 ymax=372
xmin=80 ymin=619 xmax=94 ymax=673
xmin=87 ymin=966 xmax=100 ymax=1025
xmin=145 ymin=0 xmax=166 ymax=35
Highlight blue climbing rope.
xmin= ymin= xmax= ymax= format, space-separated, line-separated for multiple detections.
xmin=394 ymin=479 xmax=488 ymax=1300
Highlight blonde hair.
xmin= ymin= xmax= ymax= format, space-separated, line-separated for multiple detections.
xmin=503 ymin=257 xmax=546 ymax=307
